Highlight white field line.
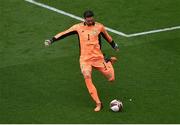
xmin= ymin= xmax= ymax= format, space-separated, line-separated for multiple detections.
xmin=24 ymin=0 xmax=128 ymax=37
xmin=25 ymin=0 xmax=180 ymax=37
xmin=127 ymin=26 xmax=180 ymax=37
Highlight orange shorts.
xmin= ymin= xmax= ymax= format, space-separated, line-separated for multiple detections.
xmin=80 ymin=58 xmax=115 ymax=81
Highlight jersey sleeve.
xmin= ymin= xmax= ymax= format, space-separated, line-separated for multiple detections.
xmin=54 ymin=24 xmax=77 ymax=40
xmin=101 ymin=24 xmax=113 ymax=43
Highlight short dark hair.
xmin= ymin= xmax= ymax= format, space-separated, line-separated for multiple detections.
xmin=83 ymin=10 xmax=94 ymax=18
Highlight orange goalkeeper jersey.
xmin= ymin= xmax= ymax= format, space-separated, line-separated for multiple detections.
xmin=54 ymin=22 xmax=113 ymax=62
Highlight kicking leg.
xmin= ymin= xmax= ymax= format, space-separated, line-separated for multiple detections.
xmin=96 ymin=60 xmax=115 ymax=82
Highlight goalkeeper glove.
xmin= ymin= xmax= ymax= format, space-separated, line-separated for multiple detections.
xmin=110 ymin=40 xmax=119 ymax=51
xmin=44 ymin=37 xmax=57 ymax=46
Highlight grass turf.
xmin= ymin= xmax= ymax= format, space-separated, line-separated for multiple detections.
xmin=0 ymin=0 xmax=180 ymax=123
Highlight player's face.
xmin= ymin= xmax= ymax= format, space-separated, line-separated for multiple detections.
xmin=85 ymin=17 xmax=95 ymax=26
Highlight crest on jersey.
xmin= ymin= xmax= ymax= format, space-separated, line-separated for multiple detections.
xmin=91 ymin=29 xmax=98 ymax=36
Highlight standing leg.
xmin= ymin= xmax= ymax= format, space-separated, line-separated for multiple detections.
xmin=80 ymin=64 xmax=102 ymax=111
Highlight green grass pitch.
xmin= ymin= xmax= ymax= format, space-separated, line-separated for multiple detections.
xmin=0 ymin=0 xmax=180 ymax=123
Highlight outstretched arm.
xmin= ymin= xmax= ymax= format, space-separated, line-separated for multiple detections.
xmin=45 ymin=25 xmax=77 ymax=46
xmin=101 ymin=25 xmax=119 ymax=51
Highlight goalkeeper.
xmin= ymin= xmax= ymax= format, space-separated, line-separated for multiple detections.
xmin=45 ymin=10 xmax=119 ymax=112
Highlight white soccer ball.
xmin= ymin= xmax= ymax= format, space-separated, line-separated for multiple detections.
xmin=110 ymin=99 xmax=123 ymax=112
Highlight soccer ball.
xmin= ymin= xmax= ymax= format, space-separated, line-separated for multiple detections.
xmin=110 ymin=99 xmax=123 ymax=112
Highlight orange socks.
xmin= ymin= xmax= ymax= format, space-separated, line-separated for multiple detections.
xmin=85 ymin=78 xmax=101 ymax=104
